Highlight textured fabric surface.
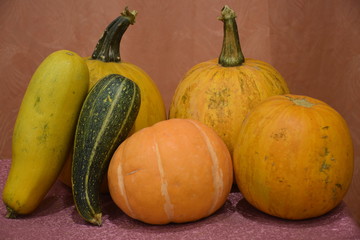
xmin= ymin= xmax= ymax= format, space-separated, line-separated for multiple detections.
xmin=1 ymin=159 xmax=359 ymax=240
xmin=1 ymin=0 xmax=360 ymax=224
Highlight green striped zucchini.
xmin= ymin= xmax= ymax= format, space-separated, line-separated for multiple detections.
xmin=72 ymin=74 xmax=141 ymax=226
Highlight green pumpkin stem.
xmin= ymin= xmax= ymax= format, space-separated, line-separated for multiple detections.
xmin=218 ymin=5 xmax=245 ymax=67
xmin=91 ymin=7 xmax=137 ymax=62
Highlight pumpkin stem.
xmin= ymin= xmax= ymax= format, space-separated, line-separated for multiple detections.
xmin=287 ymin=96 xmax=316 ymax=108
xmin=218 ymin=5 xmax=245 ymax=67
xmin=90 ymin=7 xmax=137 ymax=62
xmin=5 ymin=206 xmax=17 ymax=219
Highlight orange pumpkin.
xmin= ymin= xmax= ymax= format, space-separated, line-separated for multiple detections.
xmin=233 ymin=94 xmax=354 ymax=220
xmin=169 ymin=6 xmax=289 ymax=154
xmin=107 ymin=119 xmax=233 ymax=224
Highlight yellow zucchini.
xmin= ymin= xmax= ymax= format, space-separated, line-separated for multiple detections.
xmin=2 ymin=50 xmax=89 ymax=217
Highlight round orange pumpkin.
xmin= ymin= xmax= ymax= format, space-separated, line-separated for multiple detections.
xmin=107 ymin=119 xmax=233 ymax=224
xmin=233 ymin=94 xmax=354 ymax=220
xmin=169 ymin=6 xmax=289 ymax=155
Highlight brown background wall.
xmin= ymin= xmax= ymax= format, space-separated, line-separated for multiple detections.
xmin=0 ymin=0 xmax=359 ymax=223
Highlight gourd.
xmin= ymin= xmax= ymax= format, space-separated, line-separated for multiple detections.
xmin=233 ymin=94 xmax=354 ymax=220
xmin=2 ymin=50 xmax=89 ymax=217
xmin=72 ymin=74 xmax=141 ymax=226
xmin=107 ymin=119 xmax=233 ymax=225
xmin=86 ymin=7 xmax=166 ymax=132
xmin=59 ymin=7 xmax=166 ymax=189
xmin=169 ymin=5 xmax=289 ymax=154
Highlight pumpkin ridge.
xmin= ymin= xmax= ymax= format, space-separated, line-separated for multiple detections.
xmin=187 ymin=120 xmax=224 ymax=215
xmin=153 ymin=138 xmax=174 ymax=221
xmin=108 ymin=119 xmax=233 ymax=224
xmin=116 ymin=141 xmax=134 ymax=217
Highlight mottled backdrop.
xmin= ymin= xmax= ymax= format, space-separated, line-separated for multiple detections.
xmin=0 ymin=0 xmax=359 ymax=223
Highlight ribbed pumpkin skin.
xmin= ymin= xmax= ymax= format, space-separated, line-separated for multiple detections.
xmin=233 ymin=94 xmax=354 ymax=220
xmin=169 ymin=58 xmax=289 ymax=154
xmin=2 ymin=50 xmax=89 ymax=217
xmin=108 ymin=119 xmax=233 ymax=224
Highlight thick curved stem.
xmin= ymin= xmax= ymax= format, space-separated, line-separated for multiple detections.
xmin=218 ymin=5 xmax=244 ymax=67
xmin=90 ymin=7 xmax=137 ymax=62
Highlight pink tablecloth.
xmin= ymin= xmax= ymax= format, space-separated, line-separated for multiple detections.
xmin=1 ymin=159 xmax=359 ymax=240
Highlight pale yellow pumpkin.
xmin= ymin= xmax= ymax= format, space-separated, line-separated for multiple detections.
xmin=169 ymin=6 xmax=289 ymax=155
xmin=85 ymin=7 xmax=166 ymax=134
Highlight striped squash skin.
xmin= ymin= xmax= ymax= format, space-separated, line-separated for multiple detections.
xmin=58 ymin=8 xmax=166 ymax=191
xmin=72 ymin=74 xmax=141 ymax=226
xmin=85 ymin=7 xmax=166 ymax=135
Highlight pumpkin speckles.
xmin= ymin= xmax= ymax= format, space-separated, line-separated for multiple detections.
xmin=169 ymin=6 xmax=289 ymax=154
xmin=271 ymin=128 xmax=287 ymax=141
xmin=207 ymin=88 xmax=230 ymax=109
xmin=320 ymin=159 xmax=331 ymax=173
xmin=233 ymin=94 xmax=354 ymax=220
